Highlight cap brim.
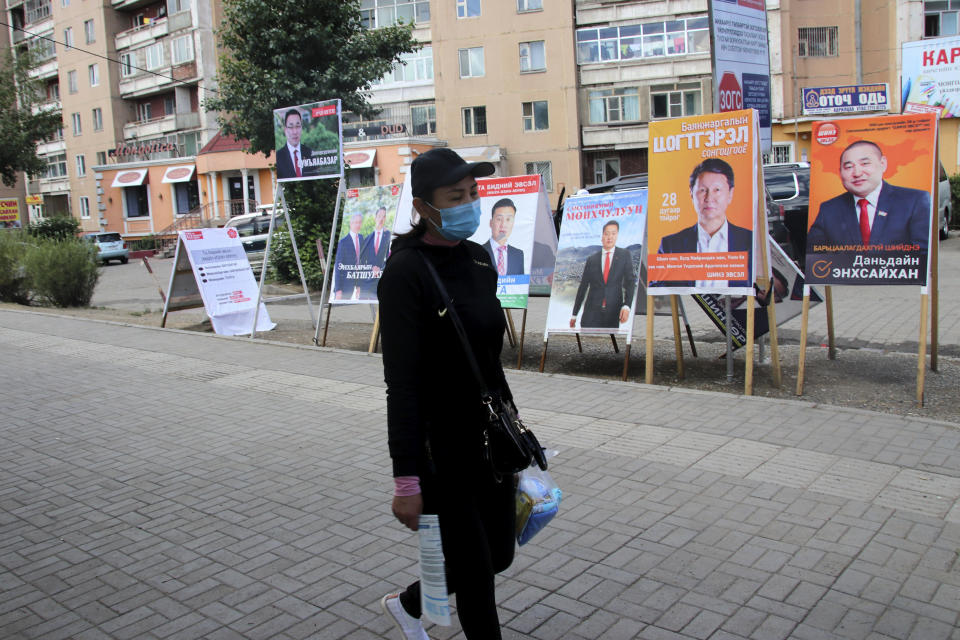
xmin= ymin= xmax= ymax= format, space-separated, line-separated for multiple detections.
xmin=445 ymin=161 xmax=496 ymax=186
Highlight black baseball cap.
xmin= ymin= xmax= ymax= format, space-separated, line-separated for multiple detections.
xmin=411 ymin=148 xmax=495 ymax=200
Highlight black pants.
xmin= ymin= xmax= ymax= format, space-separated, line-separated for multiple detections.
xmin=399 ymin=470 xmax=516 ymax=639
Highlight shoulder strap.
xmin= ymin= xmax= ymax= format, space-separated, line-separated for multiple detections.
xmin=416 ymin=249 xmax=493 ymax=401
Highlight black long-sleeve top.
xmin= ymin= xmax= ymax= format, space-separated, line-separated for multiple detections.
xmin=377 ymin=234 xmax=513 ymax=479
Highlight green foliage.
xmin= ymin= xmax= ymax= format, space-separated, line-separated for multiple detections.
xmin=127 ymin=235 xmax=159 ymax=251
xmin=273 ymin=114 xmax=341 ymax=152
xmin=21 ymin=237 xmax=100 ymax=307
xmin=0 ymin=229 xmax=32 ymax=304
xmin=0 ymin=48 xmax=64 ymax=187
xmin=268 ymin=180 xmax=340 ymax=289
xmin=30 ymin=216 xmax=80 ymax=241
xmin=950 ymin=174 xmax=960 ymax=226
xmin=206 ymin=0 xmax=418 ymax=158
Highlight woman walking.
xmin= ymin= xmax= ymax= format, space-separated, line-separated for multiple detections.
xmin=377 ymin=148 xmax=517 ymax=639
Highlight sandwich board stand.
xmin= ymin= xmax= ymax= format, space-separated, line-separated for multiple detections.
xmin=313 ymin=183 xmax=403 ymax=348
xmin=795 ymin=113 xmax=940 ymax=406
xmin=161 ymin=227 xmax=275 ymax=334
xmin=539 ymin=189 xmax=648 ymax=381
xmin=645 ymin=109 xmax=780 ymax=395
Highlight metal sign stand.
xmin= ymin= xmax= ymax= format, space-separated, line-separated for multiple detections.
xmin=313 ymin=178 xmax=347 ymax=346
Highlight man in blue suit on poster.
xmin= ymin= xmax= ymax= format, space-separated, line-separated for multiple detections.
xmin=360 ymin=206 xmax=391 ymax=297
xmin=334 ymin=213 xmax=365 ymax=300
xmin=806 ymin=140 xmax=930 ymax=254
xmin=652 ymin=158 xmax=752 ymax=288
xmin=569 ymin=220 xmax=636 ymax=329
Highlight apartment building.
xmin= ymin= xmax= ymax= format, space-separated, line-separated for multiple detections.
xmin=768 ymin=0 xmax=959 ymax=172
xmin=575 ymin=0 xmax=713 ymax=187
xmin=0 ymin=20 xmax=27 ymax=228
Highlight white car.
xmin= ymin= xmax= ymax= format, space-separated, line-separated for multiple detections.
xmin=937 ymin=162 xmax=951 ymax=240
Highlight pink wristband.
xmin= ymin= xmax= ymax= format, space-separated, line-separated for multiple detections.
xmin=394 ymin=476 xmax=421 ymax=497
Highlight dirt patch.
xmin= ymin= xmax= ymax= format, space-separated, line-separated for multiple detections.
xmin=4 ymin=301 xmax=958 ymax=425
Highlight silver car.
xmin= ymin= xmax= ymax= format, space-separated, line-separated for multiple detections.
xmin=83 ymin=232 xmax=129 ymax=265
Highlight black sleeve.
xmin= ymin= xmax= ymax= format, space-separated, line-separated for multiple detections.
xmin=378 ymin=251 xmax=426 ymax=477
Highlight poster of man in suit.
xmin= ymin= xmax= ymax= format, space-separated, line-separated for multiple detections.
xmin=273 ymin=99 xmax=343 ymax=182
xmin=646 ymin=109 xmax=760 ymax=296
xmin=545 ymin=190 xmax=647 ymax=335
xmin=804 ymin=113 xmax=937 ymax=286
xmin=329 ymin=184 xmax=400 ymax=304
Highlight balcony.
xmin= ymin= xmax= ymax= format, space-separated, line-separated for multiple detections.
xmin=28 ymin=57 xmax=58 ymax=80
xmin=123 ymin=111 xmax=201 ymax=140
xmin=115 ymin=18 xmax=169 ymax=51
xmin=32 ymin=100 xmax=60 ymax=115
xmin=38 ymin=176 xmax=70 ymax=195
xmin=37 ymin=139 xmax=66 ymax=156
xmin=111 ymin=0 xmax=158 ymax=10
xmin=582 ymin=122 xmax=649 ymax=149
xmin=119 ymin=65 xmax=173 ymax=97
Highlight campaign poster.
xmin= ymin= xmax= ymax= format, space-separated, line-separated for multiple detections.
xmin=470 ymin=175 xmax=539 ymax=308
xmin=802 ymin=84 xmax=890 ymax=116
xmin=709 ymin=0 xmax=771 ymax=151
xmin=528 ymin=179 xmax=558 ymax=298
xmin=901 ymin=36 xmax=960 ymax=118
xmin=330 ymin=184 xmax=401 ymax=304
xmin=647 ymin=109 xmax=759 ymax=296
xmin=0 ymin=199 xmax=21 ymax=228
xmin=804 ymin=113 xmax=937 ymax=287
xmin=273 ymin=99 xmax=343 ymax=182
xmin=693 ymin=239 xmax=822 ymax=349
xmin=179 ymin=228 xmax=275 ymax=335
xmin=545 ymin=190 xmax=646 ymax=336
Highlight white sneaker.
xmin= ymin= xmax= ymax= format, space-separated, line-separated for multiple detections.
xmin=380 ymin=593 xmax=429 ymax=640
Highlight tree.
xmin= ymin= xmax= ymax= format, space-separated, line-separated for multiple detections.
xmin=205 ymin=0 xmax=419 ymax=287
xmin=0 ymin=47 xmax=64 ymax=187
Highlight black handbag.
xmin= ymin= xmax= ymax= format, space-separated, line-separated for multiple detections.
xmin=418 ymin=251 xmax=548 ymax=480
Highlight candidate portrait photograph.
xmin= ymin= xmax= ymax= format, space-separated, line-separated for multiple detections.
xmin=806 ymin=139 xmax=931 ymax=253
xmin=334 ymin=212 xmax=365 ymax=300
xmin=483 ymin=197 xmax=525 ymax=276
xmin=360 ymin=206 xmax=391 ymax=296
xmin=653 ymin=157 xmax=752 ymax=288
xmin=275 ymin=108 xmax=321 ymax=180
xmin=569 ymin=220 xmax=636 ymax=329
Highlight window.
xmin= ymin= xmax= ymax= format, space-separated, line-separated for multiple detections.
xmin=459 ymin=47 xmax=484 ymax=78
xmin=594 ymin=158 xmax=620 ymax=184
xmin=411 ymin=103 xmax=436 ymax=136
xmin=83 ymin=19 xmax=95 ymax=44
xmin=75 ymin=154 xmax=85 ymax=177
xmin=124 ymin=185 xmax=149 ymax=218
xmin=79 ymin=196 xmax=90 ymax=219
xmin=174 ymin=181 xmax=200 ymax=214
xmin=27 ymin=36 xmax=56 ymax=62
xmin=61 ymin=0 xmax=69 ymax=6
xmin=762 ymin=143 xmax=793 ymax=165
xmin=71 ymin=112 xmax=81 ymax=135
xmin=373 ymin=47 xmax=433 ymax=85
xmin=517 ymin=0 xmax=541 ymax=11
xmin=25 ymin=0 xmax=52 ymax=24
xmin=521 ymin=101 xmax=549 ymax=131
xmin=462 ymin=106 xmax=487 ymax=135
xmin=164 ymin=96 xmax=175 ymax=115
xmin=651 ymin=85 xmax=702 ymax=119
xmin=96 ymin=151 xmax=107 ymax=165
xmin=359 ymin=0 xmax=430 ymax=29
xmin=92 ymin=108 xmax=103 ymax=131
xmin=519 ymin=41 xmax=546 ymax=72
xmin=67 ymin=70 xmax=77 ymax=93
xmin=524 ymin=161 xmax=553 ymax=191
xmin=168 ymin=0 xmax=190 ymax=14
xmin=46 ymin=81 xmax=59 ymax=101
xmin=576 ymin=17 xmax=708 ymax=64
xmin=145 ymin=42 xmax=164 ymax=70
xmin=88 ymin=64 xmax=99 ymax=87
xmin=171 ymin=34 xmax=194 ymax=65
xmin=588 ymin=87 xmax=640 ymax=123
xmin=457 ymin=0 xmax=481 ymax=18
xmin=925 ymin=1 xmax=959 ymax=36
xmin=63 ymin=27 xmax=73 ymax=49
xmin=798 ymin=26 xmax=838 ymax=57
xmin=120 ymin=53 xmax=135 ymax=77
xmin=45 ymin=154 xmax=67 ymax=179
xmin=138 ymin=102 xmax=152 ymax=122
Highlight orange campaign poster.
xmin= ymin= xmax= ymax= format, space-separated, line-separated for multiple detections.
xmin=804 ymin=113 xmax=937 ymax=287
xmin=646 ymin=109 xmax=759 ymax=295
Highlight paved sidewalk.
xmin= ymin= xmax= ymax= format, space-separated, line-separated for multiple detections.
xmin=2 ymin=309 xmax=960 ymax=640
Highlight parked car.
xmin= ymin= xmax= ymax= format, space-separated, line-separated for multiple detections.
xmin=762 ymin=162 xmax=810 ymax=264
xmin=937 ymin=162 xmax=951 ymax=240
xmin=223 ymin=211 xmax=279 ymax=273
xmin=584 ymin=172 xmax=794 ymax=260
xmin=82 ymin=232 xmax=129 ymax=265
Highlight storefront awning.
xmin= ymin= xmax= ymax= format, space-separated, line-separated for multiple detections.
xmin=161 ymin=165 xmax=196 ymax=183
xmin=111 ymin=168 xmax=148 ymax=187
xmin=452 ymin=145 xmax=502 ymax=163
xmin=344 ymin=148 xmax=376 ymax=169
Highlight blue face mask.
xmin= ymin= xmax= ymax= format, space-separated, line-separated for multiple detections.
xmin=426 ymin=199 xmax=481 ymax=241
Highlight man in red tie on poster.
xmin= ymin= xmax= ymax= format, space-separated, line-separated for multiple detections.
xmin=360 ymin=206 xmax=391 ymax=297
xmin=806 ymin=140 xmax=931 ymax=254
xmin=569 ymin=220 xmax=636 ymax=330
xmin=483 ymin=198 xmax=525 ymax=276
xmin=275 ymin=109 xmax=318 ymax=180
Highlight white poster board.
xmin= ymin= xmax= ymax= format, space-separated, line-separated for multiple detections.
xmin=170 ymin=228 xmax=275 ymax=335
